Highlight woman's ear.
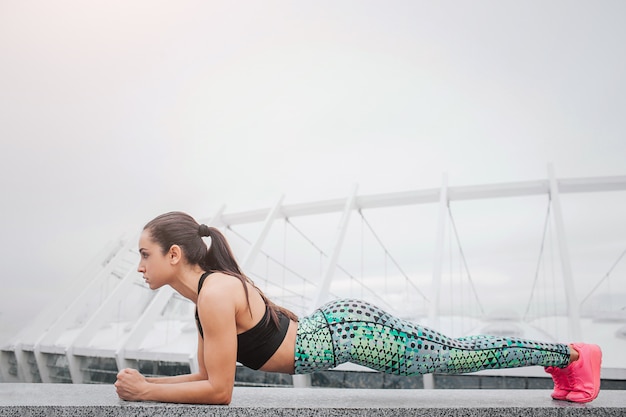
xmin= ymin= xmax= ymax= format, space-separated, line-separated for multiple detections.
xmin=168 ymin=245 xmax=182 ymax=265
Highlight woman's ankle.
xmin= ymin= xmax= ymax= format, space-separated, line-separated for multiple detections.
xmin=569 ymin=344 xmax=580 ymax=364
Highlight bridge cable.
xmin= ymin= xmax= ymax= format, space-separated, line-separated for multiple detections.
xmin=447 ymin=205 xmax=486 ymax=316
xmin=285 ymin=218 xmax=392 ymax=306
xmin=579 ymin=248 xmax=626 ymax=308
xmin=226 ymin=225 xmax=318 ymax=288
xmin=523 ymin=200 xmax=552 ymax=321
xmin=228 ymin=222 xmax=396 ymax=311
xmin=358 ymin=209 xmax=430 ymax=303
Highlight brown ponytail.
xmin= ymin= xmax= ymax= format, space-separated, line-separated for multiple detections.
xmin=202 ymin=226 xmax=298 ymax=325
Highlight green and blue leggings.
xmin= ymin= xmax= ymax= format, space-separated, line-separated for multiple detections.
xmin=294 ymin=299 xmax=570 ymax=375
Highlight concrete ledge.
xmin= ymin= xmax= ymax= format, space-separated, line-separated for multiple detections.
xmin=1 ymin=383 xmax=624 ymax=416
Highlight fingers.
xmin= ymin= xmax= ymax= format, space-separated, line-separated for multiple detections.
xmin=114 ymin=368 xmax=150 ymax=402
xmin=116 ymin=368 xmax=139 ymax=380
xmin=115 ymin=368 xmax=139 ymax=401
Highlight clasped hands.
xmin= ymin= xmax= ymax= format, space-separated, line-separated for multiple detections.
xmin=114 ymin=368 xmax=149 ymax=401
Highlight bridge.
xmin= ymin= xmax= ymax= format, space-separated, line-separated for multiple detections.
xmin=1 ymin=166 xmax=625 ymax=390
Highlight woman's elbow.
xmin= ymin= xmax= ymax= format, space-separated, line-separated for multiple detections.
xmin=216 ymin=394 xmax=232 ymax=405
xmin=200 ymin=383 xmax=232 ymax=405
xmin=208 ymin=388 xmax=232 ymax=405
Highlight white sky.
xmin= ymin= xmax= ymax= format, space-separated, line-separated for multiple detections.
xmin=1 ymin=0 xmax=626 ymax=340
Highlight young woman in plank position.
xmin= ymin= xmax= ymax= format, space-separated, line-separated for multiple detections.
xmin=115 ymin=211 xmax=602 ymax=404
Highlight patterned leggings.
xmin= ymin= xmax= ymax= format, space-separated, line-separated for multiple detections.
xmin=294 ymin=299 xmax=570 ymax=375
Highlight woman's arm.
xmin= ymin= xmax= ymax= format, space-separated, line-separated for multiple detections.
xmin=144 ymin=373 xmax=204 ymax=384
xmin=115 ymin=286 xmax=238 ymax=404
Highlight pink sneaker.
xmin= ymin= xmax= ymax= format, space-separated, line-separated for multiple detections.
xmin=565 ymin=343 xmax=602 ymax=403
xmin=545 ymin=366 xmax=570 ymax=400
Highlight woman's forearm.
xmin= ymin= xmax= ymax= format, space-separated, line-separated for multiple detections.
xmin=143 ymin=379 xmax=232 ymax=404
xmin=146 ymin=372 xmax=206 ymax=384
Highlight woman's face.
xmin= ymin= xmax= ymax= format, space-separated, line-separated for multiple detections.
xmin=137 ymin=229 xmax=172 ymax=290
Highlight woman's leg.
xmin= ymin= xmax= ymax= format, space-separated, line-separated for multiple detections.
xmin=295 ymin=299 xmax=600 ymax=403
xmin=317 ymin=299 xmax=570 ymax=375
xmin=294 ymin=309 xmax=336 ymax=375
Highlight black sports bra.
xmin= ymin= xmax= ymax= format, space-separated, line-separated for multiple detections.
xmin=194 ymin=272 xmax=290 ymax=370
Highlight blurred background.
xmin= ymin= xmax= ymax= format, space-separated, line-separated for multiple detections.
xmin=1 ymin=0 xmax=625 ymax=386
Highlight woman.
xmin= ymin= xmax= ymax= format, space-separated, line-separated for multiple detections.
xmin=115 ymin=211 xmax=602 ymax=404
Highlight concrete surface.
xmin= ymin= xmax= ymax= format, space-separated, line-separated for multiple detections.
xmin=0 ymin=383 xmax=624 ymax=416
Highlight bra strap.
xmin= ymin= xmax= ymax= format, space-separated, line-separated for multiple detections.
xmin=197 ymin=271 xmax=210 ymax=294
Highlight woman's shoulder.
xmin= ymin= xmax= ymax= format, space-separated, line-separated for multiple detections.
xmin=203 ymin=271 xmax=239 ymax=284
xmin=198 ymin=272 xmax=248 ymax=304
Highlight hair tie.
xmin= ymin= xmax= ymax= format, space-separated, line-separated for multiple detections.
xmin=198 ymin=224 xmax=211 ymax=237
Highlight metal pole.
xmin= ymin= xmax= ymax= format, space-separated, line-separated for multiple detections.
xmin=424 ymin=173 xmax=449 ymax=389
xmin=547 ymin=164 xmax=581 ymax=341
xmin=242 ymin=195 xmax=285 ymax=270
xmin=313 ymin=184 xmax=359 ymax=308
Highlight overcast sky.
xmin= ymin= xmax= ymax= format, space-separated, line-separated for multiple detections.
xmin=1 ymin=0 xmax=625 ymax=341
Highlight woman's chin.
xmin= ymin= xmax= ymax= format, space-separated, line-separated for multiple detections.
xmin=145 ymin=280 xmax=161 ymax=290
